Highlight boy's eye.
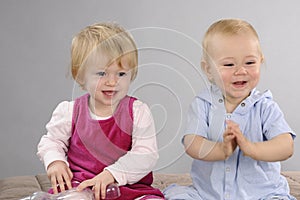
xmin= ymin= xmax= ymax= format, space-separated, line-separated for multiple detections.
xmin=118 ymin=72 xmax=127 ymax=77
xmin=245 ymin=61 xmax=256 ymax=65
xmin=223 ymin=63 xmax=234 ymax=67
xmin=96 ymin=71 xmax=106 ymax=76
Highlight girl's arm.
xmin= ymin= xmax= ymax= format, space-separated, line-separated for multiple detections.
xmin=105 ymin=100 xmax=159 ymax=185
xmin=37 ymin=101 xmax=73 ymax=193
xmin=37 ymin=101 xmax=73 ymax=168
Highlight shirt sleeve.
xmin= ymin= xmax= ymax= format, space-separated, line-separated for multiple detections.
xmin=105 ymin=100 xmax=159 ymax=186
xmin=37 ymin=101 xmax=74 ymax=170
xmin=184 ymin=97 xmax=209 ymax=138
xmin=261 ymin=100 xmax=296 ymax=140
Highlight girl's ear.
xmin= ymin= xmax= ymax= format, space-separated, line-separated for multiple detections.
xmin=201 ymin=60 xmax=213 ymax=82
xmin=75 ymin=72 xmax=86 ymax=90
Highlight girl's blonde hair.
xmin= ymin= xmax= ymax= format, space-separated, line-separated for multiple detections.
xmin=202 ymin=19 xmax=264 ymax=62
xmin=71 ymin=22 xmax=138 ymax=87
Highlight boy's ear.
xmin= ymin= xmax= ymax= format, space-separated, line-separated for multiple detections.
xmin=201 ymin=60 xmax=213 ymax=82
xmin=260 ymin=55 xmax=265 ymax=64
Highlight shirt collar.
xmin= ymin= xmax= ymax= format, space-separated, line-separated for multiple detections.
xmin=197 ymin=84 xmax=273 ymax=115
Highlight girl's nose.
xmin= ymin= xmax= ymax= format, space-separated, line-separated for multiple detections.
xmin=105 ymin=74 xmax=117 ymax=86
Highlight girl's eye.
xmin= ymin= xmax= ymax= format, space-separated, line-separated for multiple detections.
xmin=96 ymin=71 xmax=106 ymax=76
xmin=118 ymin=72 xmax=127 ymax=77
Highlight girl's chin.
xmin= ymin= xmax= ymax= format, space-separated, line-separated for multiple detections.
xmin=92 ymin=92 xmax=126 ymax=105
xmin=101 ymin=96 xmax=123 ymax=106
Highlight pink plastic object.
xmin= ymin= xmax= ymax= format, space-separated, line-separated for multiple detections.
xmin=20 ymin=188 xmax=94 ymax=200
xmin=104 ymin=183 xmax=121 ymax=199
xmin=20 ymin=183 xmax=120 ymax=200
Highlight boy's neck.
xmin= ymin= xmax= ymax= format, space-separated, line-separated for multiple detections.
xmin=224 ymin=97 xmax=243 ymax=113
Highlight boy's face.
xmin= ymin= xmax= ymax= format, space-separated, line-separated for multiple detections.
xmin=83 ymin=52 xmax=132 ymax=116
xmin=203 ymin=33 xmax=262 ymax=105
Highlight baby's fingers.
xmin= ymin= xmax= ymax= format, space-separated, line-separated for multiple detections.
xmin=63 ymin=173 xmax=73 ymax=191
xmin=93 ymin=182 xmax=102 ymax=200
xmin=101 ymin=182 xmax=108 ymax=200
xmin=92 ymin=182 xmax=108 ymax=200
xmin=77 ymin=179 xmax=93 ymax=192
xmin=57 ymin=175 xmax=66 ymax=192
xmin=50 ymin=176 xmax=58 ymax=194
xmin=223 ymin=132 xmax=235 ymax=142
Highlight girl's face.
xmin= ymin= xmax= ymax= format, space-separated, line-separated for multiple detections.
xmin=203 ymin=33 xmax=263 ymax=106
xmin=83 ymin=53 xmax=133 ymax=116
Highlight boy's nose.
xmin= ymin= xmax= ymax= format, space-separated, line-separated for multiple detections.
xmin=234 ymin=66 xmax=247 ymax=75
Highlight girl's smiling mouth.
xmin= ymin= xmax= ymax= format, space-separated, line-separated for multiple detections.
xmin=102 ymin=90 xmax=117 ymax=96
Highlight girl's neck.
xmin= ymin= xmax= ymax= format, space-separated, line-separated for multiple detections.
xmin=88 ymin=100 xmax=117 ymax=118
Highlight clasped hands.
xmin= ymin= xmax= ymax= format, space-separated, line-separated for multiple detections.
xmin=222 ymin=120 xmax=254 ymax=159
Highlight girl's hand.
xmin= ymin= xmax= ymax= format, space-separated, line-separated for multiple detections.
xmin=47 ymin=160 xmax=73 ymax=194
xmin=77 ymin=170 xmax=115 ymax=200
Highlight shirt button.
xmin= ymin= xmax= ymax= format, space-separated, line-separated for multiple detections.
xmin=226 ymin=167 xmax=230 ymax=172
xmin=241 ymin=102 xmax=246 ymax=107
xmin=225 ymin=193 xmax=230 ymax=199
xmin=226 ymin=115 xmax=231 ymax=119
xmin=218 ymin=99 xmax=223 ymax=103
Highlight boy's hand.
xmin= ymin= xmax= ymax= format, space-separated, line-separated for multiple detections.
xmin=47 ymin=160 xmax=73 ymax=194
xmin=223 ymin=121 xmax=238 ymax=159
xmin=226 ymin=120 xmax=254 ymax=158
xmin=77 ymin=169 xmax=115 ymax=200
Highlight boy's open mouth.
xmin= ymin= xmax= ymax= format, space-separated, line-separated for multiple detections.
xmin=233 ymin=81 xmax=247 ymax=86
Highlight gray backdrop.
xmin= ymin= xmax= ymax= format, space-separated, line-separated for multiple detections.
xmin=1 ymin=0 xmax=299 ymax=179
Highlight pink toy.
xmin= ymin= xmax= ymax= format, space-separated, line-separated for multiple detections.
xmin=104 ymin=183 xmax=121 ymax=199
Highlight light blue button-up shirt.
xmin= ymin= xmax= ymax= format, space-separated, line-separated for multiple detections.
xmin=185 ymin=85 xmax=296 ymax=200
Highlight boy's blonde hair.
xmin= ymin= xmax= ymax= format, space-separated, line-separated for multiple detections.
xmin=71 ymin=22 xmax=138 ymax=87
xmin=202 ymin=19 xmax=264 ymax=62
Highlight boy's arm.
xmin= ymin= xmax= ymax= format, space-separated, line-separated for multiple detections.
xmin=227 ymin=120 xmax=294 ymax=161
xmin=237 ymin=132 xmax=294 ymax=161
xmin=183 ymin=132 xmax=237 ymax=161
